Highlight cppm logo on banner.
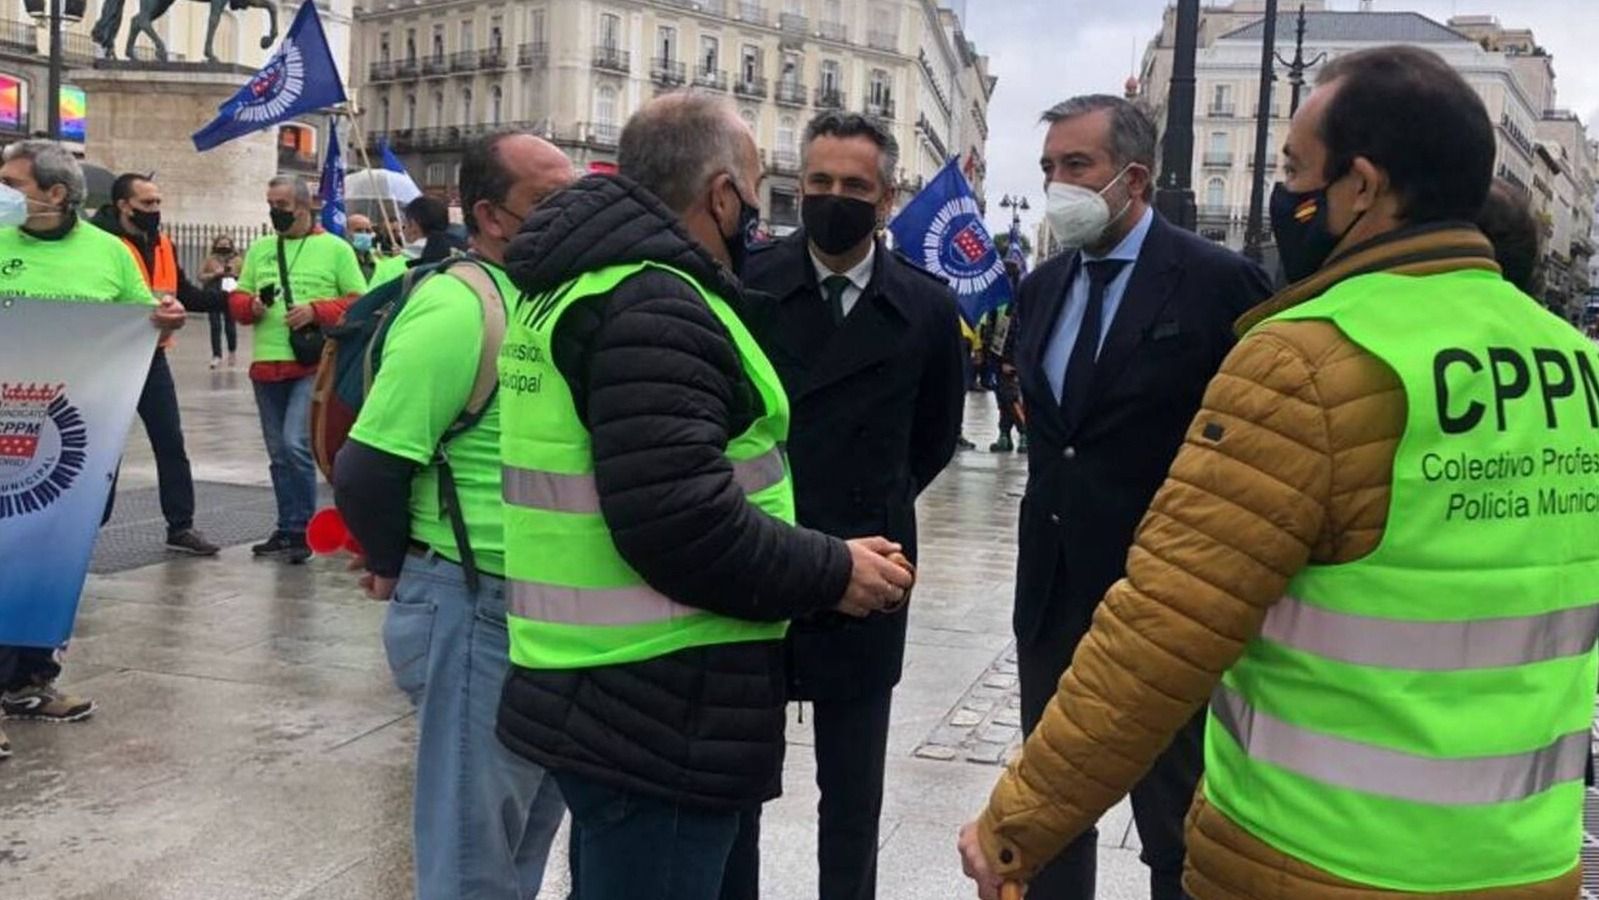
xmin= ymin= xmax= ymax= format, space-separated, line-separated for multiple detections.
xmin=923 ymin=194 xmax=1007 ymax=299
xmin=0 ymin=381 xmax=85 ymax=520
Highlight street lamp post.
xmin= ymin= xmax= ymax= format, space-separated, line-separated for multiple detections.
xmin=1155 ymin=0 xmax=1200 ymax=231
xmin=1277 ymin=3 xmax=1327 ymax=118
xmin=999 ymin=194 xmax=1029 ymax=230
xmin=24 ymin=0 xmax=85 ymax=141
xmin=1242 ymin=0 xmax=1279 ymax=263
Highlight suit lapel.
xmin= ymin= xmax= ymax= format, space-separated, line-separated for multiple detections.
xmin=1088 ymin=218 xmax=1180 ymax=397
xmin=1018 ymin=253 xmax=1080 ymax=423
xmin=795 ymin=276 xmax=903 ymax=401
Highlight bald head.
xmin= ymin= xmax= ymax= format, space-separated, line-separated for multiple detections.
xmin=619 ymin=91 xmax=757 ymax=214
xmin=461 ymin=131 xmax=574 ymax=263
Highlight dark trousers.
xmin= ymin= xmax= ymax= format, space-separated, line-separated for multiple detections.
xmin=208 ymin=309 xmax=237 ymax=358
xmin=995 ymin=378 xmax=1022 ymax=438
xmin=0 ymin=646 xmax=62 ymax=692
xmin=1018 ymin=612 xmax=1204 ymax=900
xmin=137 ymin=349 xmax=195 ymax=536
xmin=557 ymin=770 xmax=740 ymax=900
xmin=721 ymin=690 xmax=894 ymax=900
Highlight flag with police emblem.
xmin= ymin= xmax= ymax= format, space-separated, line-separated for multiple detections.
xmin=191 ymin=0 xmax=347 ymax=152
xmin=319 ymin=117 xmax=346 ymax=237
xmin=888 ymin=158 xmax=1013 ymax=327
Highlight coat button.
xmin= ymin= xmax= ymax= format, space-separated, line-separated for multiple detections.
xmin=1049 ymin=513 xmax=1061 ymax=525
xmin=1063 ymin=446 xmax=1077 ymax=460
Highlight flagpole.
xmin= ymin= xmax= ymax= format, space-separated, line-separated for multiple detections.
xmin=338 ymin=103 xmax=403 ymax=249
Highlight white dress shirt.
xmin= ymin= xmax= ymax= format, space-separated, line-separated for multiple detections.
xmin=810 ymin=243 xmax=876 ymax=319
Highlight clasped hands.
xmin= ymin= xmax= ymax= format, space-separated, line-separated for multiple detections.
xmin=836 ymin=536 xmax=916 ymax=618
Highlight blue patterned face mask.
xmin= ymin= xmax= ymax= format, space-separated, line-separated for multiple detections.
xmin=0 ymin=184 xmax=28 ymax=227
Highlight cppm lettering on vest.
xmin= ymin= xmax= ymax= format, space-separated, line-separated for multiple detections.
xmin=1431 ymin=344 xmax=1599 ymax=521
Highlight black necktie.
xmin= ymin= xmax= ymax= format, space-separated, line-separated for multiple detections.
xmin=822 ymin=274 xmax=851 ymax=326
xmin=1060 ymin=258 xmax=1128 ymax=428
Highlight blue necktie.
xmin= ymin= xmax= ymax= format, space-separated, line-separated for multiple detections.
xmin=1060 ymin=258 xmax=1128 ymax=427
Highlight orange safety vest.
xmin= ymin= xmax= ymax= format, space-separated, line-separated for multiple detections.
xmin=124 ymin=233 xmax=179 ymax=348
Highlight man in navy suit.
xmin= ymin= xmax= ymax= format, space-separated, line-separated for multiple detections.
xmin=1010 ymin=94 xmax=1271 ymax=899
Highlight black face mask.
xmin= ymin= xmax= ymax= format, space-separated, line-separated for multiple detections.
xmin=802 ymin=194 xmax=879 ymax=255
xmin=129 ymin=208 xmax=160 ymax=236
xmin=719 ymin=182 xmax=762 ymax=274
xmin=214 ymin=245 xmax=233 ymax=256
xmin=270 ymin=207 xmax=298 ymax=234
xmin=1268 ymin=179 xmax=1364 ymax=284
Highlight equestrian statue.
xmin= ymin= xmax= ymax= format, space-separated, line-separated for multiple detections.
xmin=92 ymin=0 xmax=279 ymax=64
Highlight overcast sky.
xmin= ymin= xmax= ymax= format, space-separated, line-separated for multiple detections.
xmin=962 ymin=0 xmax=1599 ymax=243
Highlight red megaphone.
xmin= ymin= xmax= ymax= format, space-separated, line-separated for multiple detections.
xmin=307 ymin=507 xmax=364 ymax=556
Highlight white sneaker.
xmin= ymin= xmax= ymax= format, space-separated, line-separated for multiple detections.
xmin=210 ymin=356 xmax=221 ymax=369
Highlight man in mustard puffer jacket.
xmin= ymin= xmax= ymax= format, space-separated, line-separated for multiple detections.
xmin=959 ymin=44 xmax=1599 ymax=900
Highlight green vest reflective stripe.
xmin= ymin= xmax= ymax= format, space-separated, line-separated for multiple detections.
xmin=1204 ymin=269 xmax=1599 ymax=892
xmin=499 ymin=261 xmax=794 ymax=670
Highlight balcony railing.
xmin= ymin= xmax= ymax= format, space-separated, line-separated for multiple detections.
xmin=734 ymin=75 xmax=768 ymax=98
xmin=1208 ymin=103 xmax=1236 ymax=117
xmin=1248 ymin=153 xmax=1279 ymax=170
xmin=867 ymin=29 xmax=897 ymax=51
xmin=518 ymin=42 xmax=548 ymax=66
xmin=1202 ymin=151 xmax=1235 ymax=167
xmin=774 ymin=80 xmax=807 ymax=106
xmin=593 ymin=46 xmax=630 ymax=73
xmin=422 ymin=54 xmax=449 ymax=76
xmin=780 ymin=12 xmax=807 ymax=33
xmin=815 ymin=87 xmax=845 ymax=109
xmin=396 ymin=58 xmax=419 ymax=77
xmin=0 ymin=18 xmax=33 ymax=54
xmin=480 ymin=46 xmax=507 ymax=69
xmin=817 ymin=20 xmax=848 ymax=42
xmin=368 ymin=60 xmax=398 ymax=82
xmin=694 ymin=67 xmax=728 ymax=91
xmin=1198 ymin=204 xmax=1235 ymax=220
xmin=865 ymin=99 xmax=895 ymax=120
xmin=736 ymin=2 xmax=766 ymax=25
xmin=651 ymin=58 xmax=686 ymax=86
xmin=62 ymin=31 xmax=94 ymax=64
xmin=770 ymin=150 xmax=801 ymax=176
xmin=449 ymin=49 xmax=477 ymax=72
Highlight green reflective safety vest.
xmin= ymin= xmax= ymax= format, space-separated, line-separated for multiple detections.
xmin=1205 ymin=268 xmax=1599 ymax=892
xmin=498 ymin=261 xmax=795 ymax=670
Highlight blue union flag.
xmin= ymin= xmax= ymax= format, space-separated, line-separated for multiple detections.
xmin=889 ymin=158 xmax=1012 ymax=327
xmin=192 ymin=0 xmax=347 ymax=152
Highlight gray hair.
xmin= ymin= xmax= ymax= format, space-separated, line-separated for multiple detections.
xmin=618 ymin=91 xmax=747 ymax=213
xmin=1040 ymin=94 xmax=1158 ymax=173
xmin=2 ymin=140 xmax=85 ymax=209
xmin=802 ymin=111 xmax=899 ymax=193
xmin=268 ymin=174 xmax=313 ymax=209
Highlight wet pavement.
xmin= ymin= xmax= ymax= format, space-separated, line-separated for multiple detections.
xmin=0 ymin=331 xmax=1173 ymax=899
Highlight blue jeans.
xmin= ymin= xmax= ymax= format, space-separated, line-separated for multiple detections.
xmin=383 ymin=553 xmax=565 ymax=900
xmin=252 ymin=377 xmax=316 ymax=535
xmin=557 ymin=770 xmax=740 ymax=900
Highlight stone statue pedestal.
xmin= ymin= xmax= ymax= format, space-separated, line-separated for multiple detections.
xmin=73 ymin=63 xmax=276 ymax=229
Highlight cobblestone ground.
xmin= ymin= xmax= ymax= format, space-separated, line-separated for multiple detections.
xmin=11 ymin=332 xmax=1593 ymax=899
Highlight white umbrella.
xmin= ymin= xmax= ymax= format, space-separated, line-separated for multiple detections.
xmin=345 ymin=168 xmax=422 ymax=204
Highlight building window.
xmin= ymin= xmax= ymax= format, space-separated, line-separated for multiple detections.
xmin=780 ymin=52 xmax=800 ymax=86
xmin=741 ymin=44 xmax=760 ymax=82
xmin=700 ymin=36 xmax=719 ymax=75
xmin=777 ymin=115 xmax=796 ymax=153
xmin=658 ymin=26 xmax=676 ymax=62
xmin=380 ymin=96 xmax=390 ymax=132
xmin=770 ymin=187 xmax=798 ymax=227
xmin=868 ymin=68 xmax=890 ymax=106
xmin=378 ymin=32 xmax=390 ymax=64
xmin=1205 ymin=177 xmax=1225 ymax=209
xmin=433 ymin=90 xmax=444 ymax=126
xmin=599 ymin=13 xmax=621 ymax=52
xmin=820 ymin=59 xmax=840 ymax=93
xmin=530 ymin=8 xmax=545 ymax=45
xmin=491 ymin=85 xmax=503 ymax=124
xmin=460 ymin=21 xmax=473 ymax=53
xmin=784 ymin=0 xmax=803 ymax=13
xmin=595 ymin=84 xmax=618 ymax=128
xmin=460 ymin=86 xmax=472 ymax=125
xmin=1211 ymin=84 xmax=1231 ymax=112
xmin=431 ymin=25 xmax=444 ymax=60
xmin=405 ymin=28 xmax=416 ymax=62
xmin=489 ymin=16 xmax=502 ymax=52
xmin=824 ymin=0 xmax=842 ymax=23
xmin=405 ymin=92 xmax=416 ymax=129
xmin=1207 ymin=131 xmax=1227 ymax=154
xmin=426 ymin=162 xmax=448 ymax=185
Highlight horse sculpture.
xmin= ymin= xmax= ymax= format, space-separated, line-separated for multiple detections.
xmin=93 ymin=0 xmax=278 ymax=64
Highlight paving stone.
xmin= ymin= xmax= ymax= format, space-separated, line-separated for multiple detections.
xmin=977 ymin=724 xmax=1019 ymax=745
xmin=964 ymin=742 xmax=1009 ymax=765
xmin=913 ymin=745 xmax=958 ymax=761
xmin=948 ymin=709 xmax=983 ymax=727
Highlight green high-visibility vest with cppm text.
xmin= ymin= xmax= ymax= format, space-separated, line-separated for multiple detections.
xmin=1205 ymin=268 xmax=1599 ymax=892
xmin=498 ymin=262 xmax=795 ymax=670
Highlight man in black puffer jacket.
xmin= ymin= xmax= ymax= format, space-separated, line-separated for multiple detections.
xmin=496 ymin=92 xmax=915 ymax=900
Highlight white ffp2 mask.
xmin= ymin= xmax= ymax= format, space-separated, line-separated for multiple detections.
xmin=1044 ymin=165 xmax=1135 ymax=249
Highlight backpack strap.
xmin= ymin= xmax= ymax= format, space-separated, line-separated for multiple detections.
xmin=361 ymin=263 xmax=428 ymax=397
xmin=428 ymin=256 xmax=506 ymax=594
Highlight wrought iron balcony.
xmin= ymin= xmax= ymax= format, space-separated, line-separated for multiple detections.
xmin=593 ymin=46 xmax=630 ymax=74
xmin=817 ymin=20 xmax=847 ymax=42
xmin=518 ymin=42 xmax=548 ymax=66
xmin=736 ymin=2 xmax=766 ymax=25
xmin=694 ymin=67 xmax=728 ymax=91
xmin=865 ymin=99 xmax=895 ymax=120
xmin=479 ymin=46 xmax=506 ymax=69
xmin=774 ymin=81 xmax=807 ymax=106
xmin=734 ymin=75 xmax=768 ymax=98
xmin=780 ymin=12 xmax=807 ymax=34
xmin=1202 ymin=151 xmax=1235 ymax=167
xmin=651 ymin=58 xmax=686 ymax=86
xmin=867 ymin=29 xmax=897 ymax=51
xmin=769 ymin=150 xmax=801 ymax=176
xmin=815 ymin=87 xmax=845 ymax=109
